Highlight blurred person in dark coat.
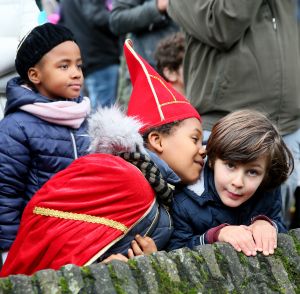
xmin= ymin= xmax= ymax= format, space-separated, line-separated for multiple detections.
xmin=109 ymin=0 xmax=178 ymax=107
xmin=60 ymin=0 xmax=120 ymax=109
xmin=168 ymin=0 xmax=300 ymax=229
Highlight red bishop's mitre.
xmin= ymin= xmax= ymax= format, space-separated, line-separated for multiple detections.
xmin=124 ymin=39 xmax=201 ymax=133
xmin=0 ymin=154 xmax=155 ymax=277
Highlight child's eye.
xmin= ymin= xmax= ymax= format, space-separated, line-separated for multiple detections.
xmin=77 ymin=64 xmax=83 ymax=70
xmin=192 ymin=137 xmax=199 ymax=143
xmin=225 ymin=162 xmax=235 ymax=170
xmin=248 ymin=169 xmax=259 ymax=177
xmin=59 ymin=64 xmax=68 ymax=70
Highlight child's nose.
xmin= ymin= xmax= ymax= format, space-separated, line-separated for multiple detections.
xmin=231 ymin=172 xmax=244 ymax=188
xmin=71 ymin=66 xmax=82 ymax=78
xmin=199 ymin=145 xmax=207 ymax=158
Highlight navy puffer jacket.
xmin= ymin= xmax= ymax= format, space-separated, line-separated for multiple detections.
xmin=168 ymin=163 xmax=287 ymax=251
xmin=0 ymin=77 xmax=90 ymax=250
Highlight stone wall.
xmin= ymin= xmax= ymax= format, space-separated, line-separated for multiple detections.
xmin=1 ymin=229 xmax=300 ymax=293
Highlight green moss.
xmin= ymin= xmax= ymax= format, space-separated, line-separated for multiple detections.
xmin=214 ymin=246 xmax=257 ymax=293
xmin=127 ymin=259 xmax=138 ymax=271
xmin=107 ymin=264 xmax=126 ymax=294
xmin=127 ymin=259 xmax=145 ymax=290
xmin=290 ymin=232 xmax=300 ymax=256
xmin=239 ymin=276 xmax=252 ymax=292
xmin=80 ymin=266 xmax=92 ymax=277
xmin=189 ymin=251 xmax=209 ymax=282
xmin=214 ymin=247 xmax=230 ymax=278
xmin=274 ymin=247 xmax=300 ymax=293
xmin=150 ymin=258 xmax=199 ymax=294
xmin=0 ymin=278 xmax=13 ymax=293
xmin=237 ymin=252 xmax=249 ymax=267
xmin=213 ymin=246 xmax=224 ymax=262
xmin=257 ymin=254 xmax=288 ymax=293
xmin=30 ymin=275 xmax=40 ymax=294
xmin=58 ymin=276 xmax=72 ymax=294
xmin=189 ymin=251 xmax=205 ymax=264
xmin=80 ymin=266 xmax=95 ymax=292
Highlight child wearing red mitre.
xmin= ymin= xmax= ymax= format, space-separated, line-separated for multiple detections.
xmin=1 ymin=39 xmax=206 ymax=276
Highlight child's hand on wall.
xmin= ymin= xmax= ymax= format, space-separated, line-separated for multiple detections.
xmin=250 ymin=220 xmax=277 ymax=256
xmin=101 ymin=253 xmax=129 ymax=263
xmin=100 ymin=235 xmax=157 ymax=264
xmin=218 ymin=225 xmax=257 ymax=256
xmin=128 ymin=234 xmax=158 ymax=258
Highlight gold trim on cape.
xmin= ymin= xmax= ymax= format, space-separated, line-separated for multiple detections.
xmin=84 ymin=199 xmax=157 ymax=265
xmin=33 ymin=206 xmax=128 ymax=232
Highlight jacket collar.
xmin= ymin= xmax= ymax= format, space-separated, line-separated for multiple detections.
xmin=184 ymin=162 xmax=222 ymax=205
xmin=146 ymin=149 xmax=181 ymax=185
xmin=5 ymin=77 xmax=84 ymax=116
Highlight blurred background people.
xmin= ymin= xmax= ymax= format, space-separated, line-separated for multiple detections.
xmin=0 ymin=0 xmax=39 ymax=119
xmin=168 ymin=0 xmax=300 ymax=228
xmin=154 ymin=31 xmax=185 ymax=95
xmin=40 ymin=0 xmax=60 ymax=24
xmin=109 ymin=0 xmax=178 ymax=108
xmin=60 ymin=0 xmax=120 ymax=109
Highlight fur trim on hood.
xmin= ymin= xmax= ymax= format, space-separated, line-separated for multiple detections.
xmin=88 ymin=107 xmax=146 ymax=155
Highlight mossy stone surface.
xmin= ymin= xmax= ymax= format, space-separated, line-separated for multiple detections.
xmin=2 ymin=230 xmax=300 ymax=293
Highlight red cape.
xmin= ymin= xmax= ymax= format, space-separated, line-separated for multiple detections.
xmin=1 ymin=154 xmax=155 ymax=276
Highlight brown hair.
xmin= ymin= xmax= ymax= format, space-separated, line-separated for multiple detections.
xmin=206 ymin=109 xmax=294 ymax=190
xmin=154 ymin=32 xmax=185 ymax=81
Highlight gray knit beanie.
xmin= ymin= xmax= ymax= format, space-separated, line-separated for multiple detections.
xmin=15 ymin=23 xmax=76 ymax=81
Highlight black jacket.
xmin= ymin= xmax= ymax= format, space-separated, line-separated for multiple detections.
xmin=60 ymin=0 xmax=120 ymax=76
xmin=109 ymin=0 xmax=178 ymax=67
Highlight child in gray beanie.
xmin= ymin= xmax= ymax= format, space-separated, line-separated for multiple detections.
xmin=0 ymin=23 xmax=91 ymax=266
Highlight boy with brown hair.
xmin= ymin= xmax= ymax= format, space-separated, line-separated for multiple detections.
xmin=168 ymin=109 xmax=293 ymax=256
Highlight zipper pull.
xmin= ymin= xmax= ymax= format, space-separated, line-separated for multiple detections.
xmin=272 ymin=17 xmax=277 ymax=30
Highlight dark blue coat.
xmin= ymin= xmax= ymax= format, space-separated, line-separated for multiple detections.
xmin=0 ymin=78 xmax=90 ymax=250
xmin=168 ymin=163 xmax=287 ymax=251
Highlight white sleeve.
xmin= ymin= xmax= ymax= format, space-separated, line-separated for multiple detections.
xmin=0 ymin=0 xmax=39 ymax=76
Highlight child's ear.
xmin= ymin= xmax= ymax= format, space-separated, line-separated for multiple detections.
xmin=147 ymin=131 xmax=164 ymax=153
xmin=27 ymin=67 xmax=41 ymax=85
xmin=162 ymin=68 xmax=178 ymax=83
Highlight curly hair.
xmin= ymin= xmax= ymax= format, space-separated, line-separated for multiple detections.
xmin=154 ymin=32 xmax=185 ymax=81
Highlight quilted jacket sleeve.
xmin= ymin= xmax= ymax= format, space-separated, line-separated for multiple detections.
xmin=167 ymin=195 xmax=207 ymax=250
xmin=0 ymin=116 xmax=31 ymax=250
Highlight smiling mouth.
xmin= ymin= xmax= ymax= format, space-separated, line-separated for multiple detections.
xmin=195 ymin=160 xmax=204 ymax=167
xmin=226 ymin=190 xmax=242 ymax=199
